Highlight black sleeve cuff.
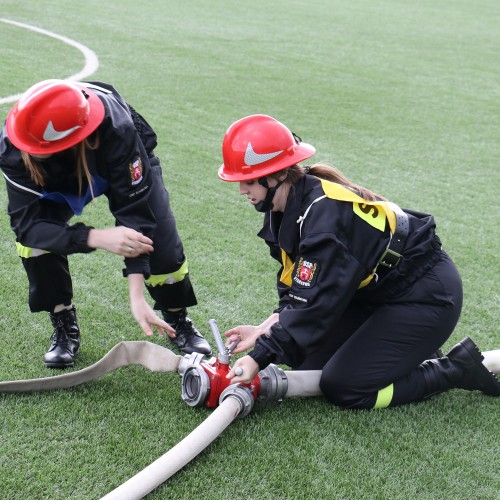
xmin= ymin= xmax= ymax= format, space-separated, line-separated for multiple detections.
xmin=248 ymin=338 xmax=277 ymax=371
xmin=122 ymin=255 xmax=150 ymax=279
xmin=70 ymin=223 xmax=96 ymax=254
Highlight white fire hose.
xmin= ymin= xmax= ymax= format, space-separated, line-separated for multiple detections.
xmin=1 ymin=345 xmax=495 ymax=394
xmin=482 ymin=350 xmax=500 ymax=373
xmin=0 ymin=339 xmax=498 ymax=500
xmin=0 ymin=341 xmax=182 ymax=392
xmin=101 ymin=395 xmax=243 ymax=500
xmin=100 ymin=348 xmax=500 ymax=500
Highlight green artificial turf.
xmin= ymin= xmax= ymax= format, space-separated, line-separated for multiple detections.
xmin=0 ymin=1 xmax=498 ymax=498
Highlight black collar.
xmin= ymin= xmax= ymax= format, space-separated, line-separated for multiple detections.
xmin=257 ymin=175 xmax=320 ymax=255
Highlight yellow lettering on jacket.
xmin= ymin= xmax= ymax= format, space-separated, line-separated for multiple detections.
xmin=278 ymin=180 xmax=400 ymax=290
xmin=319 ymin=179 xmax=396 ymax=233
xmin=353 ymin=202 xmax=386 ymax=232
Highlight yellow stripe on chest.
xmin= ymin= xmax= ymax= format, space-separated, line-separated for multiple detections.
xmin=279 ymin=180 xmax=400 ymax=288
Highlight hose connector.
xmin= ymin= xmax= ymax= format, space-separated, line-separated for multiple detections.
xmin=219 ymin=384 xmax=255 ymax=418
xmin=258 ymin=364 xmax=288 ymax=402
xmin=178 ymin=351 xmax=207 ymax=377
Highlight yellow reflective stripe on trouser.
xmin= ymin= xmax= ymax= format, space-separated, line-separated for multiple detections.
xmin=16 ymin=242 xmax=48 ymax=258
xmin=374 ymin=384 xmax=394 ymax=409
xmin=145 ymin=260 xmax=189 ymax=287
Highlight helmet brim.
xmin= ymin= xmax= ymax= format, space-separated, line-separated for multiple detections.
xmin=218 ymin=142 xmax=316 ymax=182
xmin=6 ymin=83 xmax=105 ymax=155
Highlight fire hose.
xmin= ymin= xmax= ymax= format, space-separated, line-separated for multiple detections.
xmin=0 ymin=340 xmax=182 ymax=392
xmin=100 ymin=395 xmax=243 ymax=500
xmin=0 ymin=320 xmax=499 ymax=500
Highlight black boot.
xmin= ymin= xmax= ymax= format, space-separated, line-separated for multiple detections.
xmin=162 ymin=309 xmax=212 ymax=356
xmin=419 ymin=337 xmax=500 ymax=399
xmin=44 ymin=306 xmax=81 ymax=368
xmin=429 ymin=348 xmax=444 ymax=359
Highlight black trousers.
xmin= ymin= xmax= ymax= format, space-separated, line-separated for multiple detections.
xmin=297 ymin=251 xmax=463 ymax=409
xmin=21 ymin=164 xmax=196 ymax=312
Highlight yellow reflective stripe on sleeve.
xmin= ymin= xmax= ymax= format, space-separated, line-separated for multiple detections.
xmin=145 ymin=259 xmax=189 ymax=287
xmin=16 ymin=242 xmax=32 ymax=258
xmin=374 ymin=384 xmax=394 ymax=409
xmin=16 ymin=242 xmax=48 ymax=258
xmin=280 ymin=249 xmax=294 ymax=286
xmin=319 ymin=179 xmax=396 ymax=234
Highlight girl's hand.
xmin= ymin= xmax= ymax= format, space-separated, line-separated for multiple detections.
xmin=226 ymin=355 xmax=260 ymax=385
xmin=88 ymin=226 xmax=154 ymax=257
xmin=130 ymin=295 xmax=175 ymax=338
xmin=224 ymin=313 xmax=279 ymax=354
xmin=224 ymin=325 xmax=261 ymax=354
xmin=127 ymin=274 xmax=174 ymax=338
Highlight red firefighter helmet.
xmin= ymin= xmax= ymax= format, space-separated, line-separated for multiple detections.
xmin=218 ymin=114 xmax=316 ymax=182
xmin=6 ymin=79 xmax=105 ymax=155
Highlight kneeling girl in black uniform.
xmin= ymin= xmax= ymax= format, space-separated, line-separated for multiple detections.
xmin=0 ymin=80 xmax=211 ymax=368
xmin=218 ymin=114 xmax=499 ymax=409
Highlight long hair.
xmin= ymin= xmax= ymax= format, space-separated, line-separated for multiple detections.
xmin=21 ymin=134 xmax=100 ymax=198
xmin=269 ymin=162 xmax=385 ymax=201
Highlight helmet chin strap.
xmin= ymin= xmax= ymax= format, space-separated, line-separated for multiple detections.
xmin=254 ymin=177 xmax=284 ymax=213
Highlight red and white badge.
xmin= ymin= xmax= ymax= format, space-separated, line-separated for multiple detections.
xmin=129 ymin=158 xmax=143 ymax=186
xmin=293 ymin=257 xmax=318 ymax=288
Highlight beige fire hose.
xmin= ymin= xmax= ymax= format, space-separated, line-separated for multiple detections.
xmin=99 ymin=349 xmax=500 ymax=500
xmin=285 ymin=350 xmax=500 ymax=396
xmin=0 ymin=341 xmax=181 ymax=392
xmin=0 ymin=342 xmax=498 ymax=500
xmin=101 ymin=395 xmax=243 ymax=500
xmin=0 ymin=343 xmax=496 ymax=394
xmin=483 ymin=350 xmax=500 ymax=373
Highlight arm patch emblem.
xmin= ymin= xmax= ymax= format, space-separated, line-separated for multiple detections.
xmin=293 ymin=257 xmax=318 ymax=288
xmin=129 ymin=158 xmax=143 ymax=186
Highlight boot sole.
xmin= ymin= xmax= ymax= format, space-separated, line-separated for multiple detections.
xmin=44 ymin=361 xmax=74 ymax=369
xmin=459 ymin=337 xmax=500 ymax=396
xmin=44 ymin=350 xmax=78 ymax=369
xmin=168 ymin=337 xmax=212 ymax=356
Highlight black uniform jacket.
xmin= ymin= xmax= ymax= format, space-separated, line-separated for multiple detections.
xmin=0 ymin=81 xmax=159 ymax=278
xmin=249 ymin=174 xmax=442 ymax=369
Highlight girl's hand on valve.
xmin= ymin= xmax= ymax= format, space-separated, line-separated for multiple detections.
xmin=226 ymin=355 xmax=260 ymax=384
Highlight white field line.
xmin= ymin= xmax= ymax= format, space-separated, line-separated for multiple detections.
xmin=0 ymin=18 xmax=99 ymax=105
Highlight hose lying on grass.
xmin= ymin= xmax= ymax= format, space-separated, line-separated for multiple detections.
xmin=0 ymin=342 xmax=498 ymax=500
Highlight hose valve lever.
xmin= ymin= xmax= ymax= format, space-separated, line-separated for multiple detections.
xmin=208 ymin=319 xmax=230 ymax=364
xmin=226 ymin=339 xmax=239 ymax=354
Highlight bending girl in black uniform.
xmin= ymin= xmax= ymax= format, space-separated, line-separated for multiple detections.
xmin=0 ymin=80 xmax=211 ymax=368
xmin=218 ymin=114 xmax=499 ymax=409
